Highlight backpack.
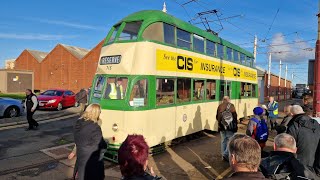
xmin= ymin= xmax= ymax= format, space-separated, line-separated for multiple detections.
xmin=221 ymin=103 xmax=236 ymax=131
xmin=251 ymin=117 xmax=269 ymax=142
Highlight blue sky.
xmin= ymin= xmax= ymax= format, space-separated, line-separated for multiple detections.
xmin=0 ymin=0 xmax=317 ymax=85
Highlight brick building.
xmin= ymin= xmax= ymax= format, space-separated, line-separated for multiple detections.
xmin=39 ymin=44 xmax=90 ymax=92
xmin=80 ymin=40 xmax=104 ymax=88
xmin=11 ymin=40 xmax=104 ymax=93
xmin=257 ymin=66 xmax=292 ymax=103
xmin=14 ymin=50 xmax=48 ymax=91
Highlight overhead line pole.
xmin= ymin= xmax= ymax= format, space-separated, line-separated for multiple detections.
xmin=253 ymin=35 xmax=258 ymax=66
xmin=284 ymin=64 xmax=288 ymax=100
xmin=278 ymin=59 xmax=282 ymax=101
xmin=268 ymin=53 xmax=272 ymax=97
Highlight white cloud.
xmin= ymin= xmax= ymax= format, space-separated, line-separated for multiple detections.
xmin=24 ymin=17 xmax=105 ymax=31
xmin=267 ymin=33 xmax=315 ymax=62
xmin=0 ymin=33 xmax=77 ymax=40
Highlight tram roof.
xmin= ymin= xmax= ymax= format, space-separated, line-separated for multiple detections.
xmin=119 ymin=10 xmax=253 ymax=57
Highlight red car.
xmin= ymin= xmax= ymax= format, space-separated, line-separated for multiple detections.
xmin=37 ymin=89 xmax=76 ymax=110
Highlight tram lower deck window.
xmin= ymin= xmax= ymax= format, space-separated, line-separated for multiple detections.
xmin=129 ymin=79 xmax=148 ymax=107
xmin=241 ymin=82 xmax=252 ymax=97
xmin=104 ymin=77 xmax=128 ymax=99
xmin=156 ymin=78 xmax=175 ymax=105
xmin=206 ymin=80 xmax=216 ymax=100
xmin=177 ymin=78 xmax=191 ymax=103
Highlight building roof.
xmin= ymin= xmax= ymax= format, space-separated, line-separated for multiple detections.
xmin=256 ymin=66 xmax=292 ymax=82
xmin=26 ymin=50 xmax=48 ymax=63
xmin=60 ymin=44 xmax=90 ymax=59
xmin=5 ymin=59 xmax=16 ymax=62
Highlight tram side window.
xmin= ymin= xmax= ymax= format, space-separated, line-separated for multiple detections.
xmin=252 ymin=84 xmax=256 ymax=97
xmin=108 ymin=25 xmax=120 ymax=43
xmin=234 ymin=51 xmax=240 ymax=62
xmin=104 ymin=77 xmax=128 ymax=99
xmin=193 ymin=80 xmax=205 ymax=101
xmin=142 ymin=22 xmax=164 ymax=42
xmin=93 ymin=75 xmax=106 ymax=98
xmin=240 ymin=53 xmax=246 ymax=65
xmin=206 ymin=80 xmax=216 ymax=100
xmin=118 ymin=21 xmax=142 ymax=41
xmin=164 ymin=23 xmax=175 ymax=45
xmin=129 ymin=79 xmax=148 ymax=107
xmin=177 ymin=28 xmax=191 ymax=49
xmin=220 ymin=80 xmax=231 ymax=100
xmin=193 ymin=34 xmax=204 ymax=53
xmin=241 ymin=82 xmax=252 ymax=97
xmin=206 ymin=40 xmax=216 ymax=57
xmin=177 ymin=78 xmax=191 ymax=103
xmin=156 ymin=78 xmax=175 ymax=106
xmin=246 ymin=56 xmax=252 ymax=67
xmin=217 ymin=44 xmax=224 ymax=59
xmin=226 ymin=47 xmax=233 ymax=61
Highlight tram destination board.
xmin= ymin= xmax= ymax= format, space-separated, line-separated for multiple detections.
xmin=100 ymin=55 xmax=121 ymax=65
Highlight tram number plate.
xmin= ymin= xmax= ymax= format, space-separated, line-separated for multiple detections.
xmin=100 ymin=55 xmax=121 ymax=65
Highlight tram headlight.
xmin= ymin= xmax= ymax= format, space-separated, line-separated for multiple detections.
xmin=112 ymin=123 xmax=118 ymax=131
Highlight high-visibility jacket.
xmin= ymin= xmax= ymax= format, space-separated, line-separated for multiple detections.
xmin=109 ymin=83 xmax=123 ymax=99
xmin=267 ymin=101 xmax=278 ymax=118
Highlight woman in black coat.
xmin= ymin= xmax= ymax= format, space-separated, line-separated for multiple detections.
xmin=73 ymin=103 xmax=108 ymax=180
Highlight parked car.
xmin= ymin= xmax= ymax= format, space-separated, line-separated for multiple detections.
xmin=0 ymin=97 xmax=24 ymax=118
xmin=37 ymin=89 xmax=76 ymax=111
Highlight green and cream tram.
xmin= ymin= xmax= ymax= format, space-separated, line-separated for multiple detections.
xmin=90 ymin=10 xmax=258 ymax=162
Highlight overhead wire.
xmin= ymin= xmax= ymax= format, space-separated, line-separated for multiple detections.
xmin=263 ymin=8 xmax=280 ymax=41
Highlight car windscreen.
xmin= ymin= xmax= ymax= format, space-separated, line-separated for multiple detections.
xmin=42 ymin=90 xmax=63 ymax=96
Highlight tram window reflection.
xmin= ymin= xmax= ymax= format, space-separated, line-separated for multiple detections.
xmin=108 ymin=25 xmax=120 ymax=43
xmin=156 ymin=78 xmax=175 ymax=106
xmin=118 ymin=21 xmax=142 ymax=41
xmin=104 ymin=77 xmax=128 ymax=99
xmin=193 ymin=34 xmax=204 ymax=53
xmin=177 ymin=28 xmax=191 ymax=49
xmin=193 ymin=80 xmax=205 ymax=101
xmin=142 ymin=22 xmax=164 ymax=42
xmin=234 ymin=51 xmax=240 ymax=62
xmin=206 ymin=40 xmax=216 ymax=57
xmin=217 ymin=44 xmax=224 ymax=59
xmin=164 ymin=23 xmax=175 ymax=45
xmin=129 ymin=79 xmax=148 ymax=107
xmin=226 ymin=47 xmax=233 ymax=61
xmin=206 ymin=80 xmax=216 ymax=100
xmin=240 ymin=53 xmax=246 ymax=65
xmin=177 ymin=78 xmax=191 ymax=103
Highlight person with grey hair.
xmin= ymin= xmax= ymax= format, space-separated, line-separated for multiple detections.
xmin=286 ymin=105 xmax=320 ymax=169
xmin=216 ymin=96 xmax=238 ymax=162
xmin=260 ymin=133 xmax=316 ymax=179
xmin=275 ymin=105 xmax=293 ymax=134
xmin=223 ymin=134 xmax=266 ymax=179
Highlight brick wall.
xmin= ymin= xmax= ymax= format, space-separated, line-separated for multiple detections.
xmin=14 ymin=50 xmax=41 ymax=90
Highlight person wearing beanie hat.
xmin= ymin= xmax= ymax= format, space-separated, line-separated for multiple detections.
xmin=246 ymin=106 xmax=269 ymax=152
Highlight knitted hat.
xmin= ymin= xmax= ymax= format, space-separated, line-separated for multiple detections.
xmin=253 ymin=107 xmax=264 ymax=115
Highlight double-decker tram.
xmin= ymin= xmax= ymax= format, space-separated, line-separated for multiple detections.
xmin=90 ymin=10 xmax=258 ymax=162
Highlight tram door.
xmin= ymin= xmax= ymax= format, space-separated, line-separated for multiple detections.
xmin=220 ymin=80 xmax=231 ymax=100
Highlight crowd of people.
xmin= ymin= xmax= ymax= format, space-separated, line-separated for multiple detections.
xmin=23 ymin=87 xmax=320 ymax=179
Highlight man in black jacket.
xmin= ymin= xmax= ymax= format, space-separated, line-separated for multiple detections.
xmin=287 ymin=105 xmax=320 ymax=169
xmin=260 ymin=133 xmax=316 ymax=179
xmin=24 ymin=89 xmax=39 ymax=131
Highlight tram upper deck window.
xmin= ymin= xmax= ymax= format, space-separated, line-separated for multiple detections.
xmin=234 ymin=51 xmax=240 ymax=62
xmin=118 ymin=21 xmax=142 ymax=41
xmin=240 ymin=53 xmax=246 ymax=65
xmin=217 ymin=44 xmax=224 ymax=59
xmin=226 ymin=47 xmax=233 ymax=61
xmin=108 ymin=25 xmax=120 ymax=43
xmin=177 ymin=28 xmax=191 ymax=49
xmin=156 ymin=78 xmax=175 ymax=106
xmin=129 ymin=79 xmax=148 ymax=107
xmin=177 ymin=78 xmax=191 ymax=103
xmin=164 ymin=23 xmax=175 ymax=45
xmin=142 ymin=22 xmax=164 ymax=42
xmin=193 ymin=34 xmax=204 ymax=53
xmin=206 ymin=40 xmax=216 ymax=57
xmin=104 ymin=77 xmax=128 ymax=99
xmin=246 ymin=57 xmax=252 ymax=67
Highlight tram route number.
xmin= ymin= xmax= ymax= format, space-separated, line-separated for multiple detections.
xmin=100 ymin=55 xmax=122 ymax=65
